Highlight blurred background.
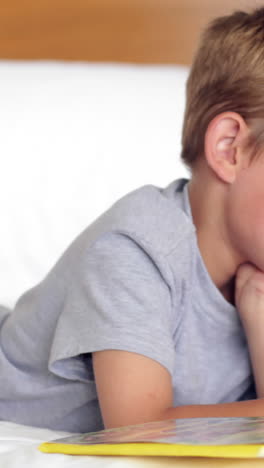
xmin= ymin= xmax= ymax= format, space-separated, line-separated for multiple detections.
xmin=0 ymin=0 xmax=262 ymax=65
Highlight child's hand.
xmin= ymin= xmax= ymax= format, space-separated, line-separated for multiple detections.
xmin=235 ymin=262 xmax=264 ymax=331
xmin=235 ymin=262 xmax=264 ymax=399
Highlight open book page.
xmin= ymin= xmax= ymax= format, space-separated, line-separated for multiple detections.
xmin=41 ymin=417 xmax=264 ymax=446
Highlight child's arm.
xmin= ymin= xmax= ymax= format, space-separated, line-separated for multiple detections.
xmin=162 ymin=397 xmax=264 ymax=420
xmin=92 ymin=262 xmax=264 ymax=430
xmin=92 ymin=349 xmax=264 ymax=430
xmin=235 ymin=262 xmax=264 ymax=398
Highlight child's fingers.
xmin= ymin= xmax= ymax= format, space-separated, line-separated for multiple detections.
xmin=235 ymin=263 xmax=260 ymax=304
xmin=235 ymin=263 xmax=264 ymax=304
xmin=236 ymin=262 xmax=256 ymax=288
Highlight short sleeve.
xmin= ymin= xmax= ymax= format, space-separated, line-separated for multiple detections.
xmin=49 ymin=231 xmax=176 ymax=378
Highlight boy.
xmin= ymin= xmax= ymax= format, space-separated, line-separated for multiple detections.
xmin=1 ymin=6 xmax=264 ymax=433
xmin=93 ymin=8 xmax=264 ymax=428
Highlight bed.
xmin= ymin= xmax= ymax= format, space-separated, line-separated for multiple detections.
xmin=0 ymin=1 xmax=262 ymax=467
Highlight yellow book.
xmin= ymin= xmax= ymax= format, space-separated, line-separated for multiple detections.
xmin=38 ymin=416 xmax=264 ymax=459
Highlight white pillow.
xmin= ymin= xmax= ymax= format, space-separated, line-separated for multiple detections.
xmin=0 ymin=61 xmax=190 ymax=308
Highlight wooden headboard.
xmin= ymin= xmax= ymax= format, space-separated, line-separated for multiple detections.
xmin=0 ymin=0 xmax=261 ymax=65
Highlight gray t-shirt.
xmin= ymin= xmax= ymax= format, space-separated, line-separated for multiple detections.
xmin=0 ymin=178 xmax=256 ymax=433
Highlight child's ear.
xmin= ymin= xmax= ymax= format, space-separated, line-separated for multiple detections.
xmin=204 ymin=112 xmax=249 ymax=184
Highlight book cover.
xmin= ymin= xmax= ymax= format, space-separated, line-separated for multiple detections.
xmin=38 ymin=416 xmax=264 ymax=458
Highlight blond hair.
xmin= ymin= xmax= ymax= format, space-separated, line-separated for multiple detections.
xmin=181 ymin=7 xmax=264 ymax=172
